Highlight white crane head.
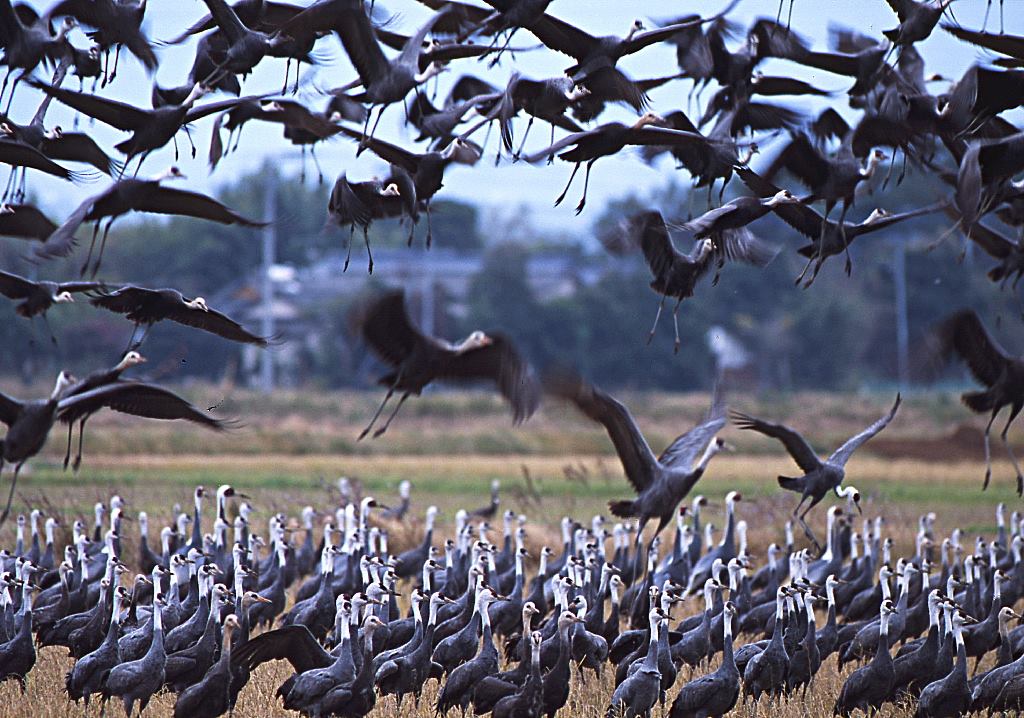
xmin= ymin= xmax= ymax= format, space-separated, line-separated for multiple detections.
xmin=766 ymin=189 xmax=799 ymax=207
xmin=54 ymin=291 xmax=75 ymax=304
xmin=116 ymin=350 xmax=146 ymax=370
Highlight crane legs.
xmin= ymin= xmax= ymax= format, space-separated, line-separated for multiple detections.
xmin=575 ymin=160 xmax=597 ymax=215
xmin=792 ymin=495 xmax=824 ymax=554
xmin=672 ymin=298 xmax=683 ymax=355
xmin=1001 ymin=403 xmax=1023 ymax=496
xmin=647 ymin=296 xmax=666 ymax=345
xmin=554 ymin=162 xmax=581 ymax=207
xmin=0 ymin=458 xmax=23 ymax=526
xmin=359 ymin=369 xmax=405 ymax=440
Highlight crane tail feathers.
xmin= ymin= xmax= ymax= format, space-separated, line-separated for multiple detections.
xmin=607 ymin=500 xmax=636 ymax=518
xmin=777 ymin=475 xmax=801 ymax=491
xmin=962 ymin=390 xmax=996 ymax=414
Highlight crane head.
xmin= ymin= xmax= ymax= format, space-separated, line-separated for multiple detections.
xmin=187 ymin=297 xmax=209 ymax=312
xmin=54 ymin=291 xmax=75 ymax=304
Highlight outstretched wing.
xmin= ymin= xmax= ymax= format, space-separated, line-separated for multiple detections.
xmin=441 ymin=335 xmax=540 ymax=424
xmin=730 ymin=410 xmax=822 ymax=472
xmin=357 ymin=289 xmax=425 ymax=368
xmin=827 ymin=394 xmax=901 ymax=467
xmin=658 ymin=415 xmax=726 ymax=471
xmin=165 ymin=302 xmax=269 ymax=346
xmin=939 ymin=309 xmax=1012 ymax=388
xmin=0 ymin=271 xmax=36 ymax=299
xmin=57 ymin=382 xmax=230 ymax=429
xmin=546 ymin=371 xmax=658 ymax=492
xmin=230 ymin=625 xmax=332 ymax=674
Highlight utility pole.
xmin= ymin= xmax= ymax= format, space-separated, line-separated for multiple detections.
xmin=893 ymin=239 xmax=909 ymax=388
xmin=260 ymin=166 xmax=276 ymax=393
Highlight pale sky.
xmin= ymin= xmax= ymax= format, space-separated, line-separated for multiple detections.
xmin=8 ymin=0 xmax=1022 ymax=233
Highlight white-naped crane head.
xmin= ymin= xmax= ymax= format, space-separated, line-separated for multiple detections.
xmin=414 ymin=61 xmax=447 ymax=84
xmin=54 ymin=291 xmax=75 ymax=304
xmin=458 ymin=330 xmax=493 ymax=352
xmin=862 ymin=208 xmax=892 ymax=225
xmin=115 ymin=350 xmax=146 ymax=370
xmin=632 ymin=111 xmax=666 ymax=130
xmin=696 ymin=237 xmax=715 ymax=261
xmin=838 ymin=485 xmax=862 ymax=513
xmin=156 ymin=165 xmax=187 ymax=182
xmin=767 ymin=188 xmax=799 ymax=207
xmin=186 ymin=296 xmax=209 ymax=312
xmin=183 ymin=83 xmax=211 ymax=107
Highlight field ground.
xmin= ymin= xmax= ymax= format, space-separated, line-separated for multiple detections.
xmin=0 ymin=389 xmax=1018 ymax=716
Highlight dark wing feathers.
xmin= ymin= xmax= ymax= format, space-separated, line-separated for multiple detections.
xmin=0 ymin=390 xmax=22 ymax=427
xmin=939 ymin=309 xmax=1012 ymax=388
xmin=546 ymin=372 xmax=658 ymax=492
xmin=827 ymin=394 xmax=901 ymax=467
xmin=439 ymin=336 xmax=540 ymax=424
xmin=0 ymin=271 xmax=37 ymax=299
xmin=133 ymin=186 xmax=266 ymax=226
xmin=730 ymin=410 xmax=822 ymax=472
xmin=230 ymin=625 xmax=332 ymax=674
xmin=57 ymin=382 xmax=230 ymax=429
xmin=358 ymin=290 xmax=424 ymax=368
xmin=164 ymin=303 xmax=269 ymax=345
xmin=658 ymin=416 xmax=726 ymax=471
xmin=635 ymin=210 xmax=683 ymax=280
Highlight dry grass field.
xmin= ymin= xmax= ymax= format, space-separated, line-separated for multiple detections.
xmin=0 ymin=388 xmax=1017 ymax=717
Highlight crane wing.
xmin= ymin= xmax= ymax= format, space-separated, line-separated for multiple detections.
xmin=57 ymin=381 xmax=230 ymax=429
xmin=546 ymin=372 xmax=658 ymax=492
xmin=730 ymin=410 xmax=822 ymax=472
xmin=133 ymin=186 xmax=266 ymax=226
xmin=0 ymin=390 xmax=22 ymax=427
xmin=440 ymin=335 xmax=540 ymax=425
xmin=230 ymin=625 xmax=332 ymax=674
xmin=938 ymin=309 xmax=1013 ymax=388
xmin=165 ymin=301 xmax=269 ymax=346
xmin=0 ymin=271 xmax=36 ymax=300
xmin=827 ymin=394 xmax=901 ymax=467
xmin=658 ymin=416 xmax=726 ymax=471
xmin=358 ymin=290 xmax=426 ymax=368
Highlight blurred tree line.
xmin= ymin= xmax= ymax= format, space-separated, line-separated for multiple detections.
xmin=0 ymin=163 xmax=1020 ymax=393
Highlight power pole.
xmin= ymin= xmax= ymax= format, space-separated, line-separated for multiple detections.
xmin=893 ymin=240 xmax=909 ymax=388
xmin=260 ymin=167 xmax=276 ymax=393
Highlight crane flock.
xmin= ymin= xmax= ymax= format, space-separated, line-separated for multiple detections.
xmin=0 ymin=0 xmax=1020 ymax=716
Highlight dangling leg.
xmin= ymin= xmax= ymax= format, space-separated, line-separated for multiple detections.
xmin=282 ymin=58 xmax=291 ymax=94
xmin=424 ymin=200 xmax=433 ymax=248
xmin=554 ymin=163 xmax=580 ymax=206
xmin=110 ymin=44 xmax=122 ymax=83
xmin=804 ymin=256 xmax=827 ymax=288
xmin=364 ymin=226 xmax=374 ymax=274
xmin=172 ymin=135 xmax=180 ymax=162
xmin=343 ymin=225 xmax=355 ymax=272
xmin=797 ymin=502 xmax=823 ymax=553
xmin=91 ymin=217 xmax=117 ymax=277
xmin=63 ymin=422 xmax=74 ymax=469
xmin=360 ymin=105 xmax=386 ymax=154
xmin=795 ymin=250 xmax=816 ymax=286
xmin=671 ymin=298 xmax=683 ymax=354
xmin=1001 ymin=404 xmax=1023 ymax=496
xmin=41 ymin=313 xmax=57 ymax=345
xmin=373 ymin=392 xmax=410 ymax=438
xmin=647 ymin=296 xmax=666 ymax=345
xmin=546 ymin=122 xmax=556 ymax=164
xmin=72 ymin=416 xmax=89 ymax=471
xmin=311 ymin=145 xmax=324 ymax=185
xmin=574 ymin=159 xmax=596 ymax=214
xmin=299 ymin=146 xmax=307 ymax=183
xmin=184 ymin=126 xmax=197 ymax=158
xmin=359 ymin=369 xmax=403 ymax=439
xmin=836 ymin=200 xmax=853 ymax=274
xmin=513 ymin=115 xmax=534 ymax=160
xmin=80 ymin=221 xmax=101 ymax=276
xmin=978 ymin=409 xmax=995 ymax=493
xmin=0 ymin=461 xmax=21 ymax=525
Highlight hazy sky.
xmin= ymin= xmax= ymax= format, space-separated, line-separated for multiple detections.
xmin=8 ymin=0 xmax=1022 ymax=233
